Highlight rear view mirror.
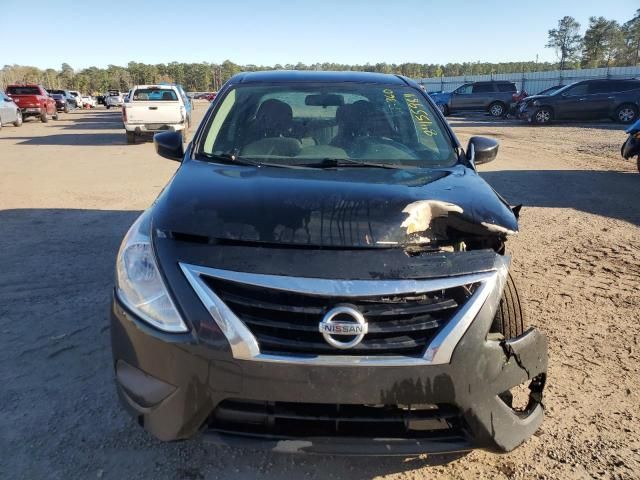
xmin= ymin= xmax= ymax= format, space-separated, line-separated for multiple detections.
xmin=467 ymin=136 xmax=499 ymax=165
xmin=305 ymin=94 xmax=344 ymax=107
xmin=154 ymin=131 xmax=184 ymax=161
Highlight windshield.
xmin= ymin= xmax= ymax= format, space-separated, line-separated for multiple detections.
xmin=132 ymin=88 xmax=178 ymax=101
xmin=547 ymin=83 xmax=577 ymax=96
xmin=7 ymin=86 xmax=40 ymax=95
xmin=199 ymin=84 xmax=457 ymax=167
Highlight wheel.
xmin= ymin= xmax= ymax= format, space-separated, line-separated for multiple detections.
xmin=437 ymin=103 xmax=449 ymax=116
xmin=13 ymin=111 xmax=22 ymax=127
xmin=532 ymin=107 xmax=552 ymax=125
xmin=106 ymin=104 xmax=111 ymax=110
xmin=40 ymin=110 xmax=49 ymax=123
xmin=490 ymin=272 xmax=525 ymax=340
xmin=489 ymin=102 xmax=506 ymax=117
xmin=615 ymin=104 xmax=638 ymax=124
xmin=126 ymin=131 xmax=135 ymax=144
xmin=64 ymin=105 xmax=69 ymax=113
xmin=52 ymin=111 xmax=59 ymax=120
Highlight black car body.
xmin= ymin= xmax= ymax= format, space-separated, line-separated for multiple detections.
xmin=519 ymin=78 xmax=640 ymax=124
xmin=47 ymin=89 xmax=77 ymax=110
xmin=110 ymin=71 xmax=547 ymax=456
xmin=430 ymin=81 xmax=518 ymax=117
xmin=50 ymin=93 xmax=67 ymax=112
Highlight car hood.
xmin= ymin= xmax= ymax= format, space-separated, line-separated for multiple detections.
xmin=152 ymin=160 xmax=518 ymax=248
xmin=429 ymin=92 xmax=451 ymax=103
xmin=521 ymin=94 xmax=552 ymax=103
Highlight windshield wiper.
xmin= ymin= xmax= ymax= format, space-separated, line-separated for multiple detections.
xmin=292 ymin=158 xmax=406 ymax=169
xmin=197 ymin=152 xmax=294 ymax=169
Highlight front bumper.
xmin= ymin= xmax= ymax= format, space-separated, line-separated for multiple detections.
xmin=111 ymin=267 xmax=547 ymax=455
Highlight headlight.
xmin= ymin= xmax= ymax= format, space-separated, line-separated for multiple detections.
xmin=116 ymin=211 xmax=188 ymax=332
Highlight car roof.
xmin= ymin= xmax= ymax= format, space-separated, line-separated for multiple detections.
xmin=132 ymin=84 xmax=178 ymax=89
xmin=228 ymin=70 xmax=411 ymax=86
xmin=472 ymin=80 xmax=515 ymax=84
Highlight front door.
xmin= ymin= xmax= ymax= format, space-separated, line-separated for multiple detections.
xmin=449 ymin=84 xmax=474 ymax=111
xmin=554 ymin=83 xmax=594 ymax=120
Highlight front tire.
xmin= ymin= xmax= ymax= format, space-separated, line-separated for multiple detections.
xmin=489 ymin=102 xmax=506 ymax=117
xmin=437 ymin=103 xmax=449 ymax=116
xmin=126 ymin=131 xmax=135 ymax=144
xmin=52 ymin=111 xmax=59 ymax=120
xmin=491 ymin=273 xmax=525 ymax=340
xmin=40 ymin=111 xmax=49 ymax=123
xmin=615 ymin=104 xmax=638 ymax=124
xmin=532 ymin=107 xmax=552 ymax=125
xmin=106 ymin=104 xmax=111 ymax=110
xmin=13 ymin=111 xmax=22 ymax=127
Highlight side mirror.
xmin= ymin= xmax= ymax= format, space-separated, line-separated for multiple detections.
xmin=467 ymin=136 xmax=499 ymax=166
xmin=154 ymin=131 xmax=184 ymax=161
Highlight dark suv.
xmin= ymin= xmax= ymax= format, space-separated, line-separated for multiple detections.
xmin=430 ymin=81 xmax=518 ymax=117
xmin=110 ymin=71 xmax=547 ymax=456
xmin=519 ymin=79 xmax=640 ymax=124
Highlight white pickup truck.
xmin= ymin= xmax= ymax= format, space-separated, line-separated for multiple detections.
xmin=122 ymin=85 xmax=187 ymax=144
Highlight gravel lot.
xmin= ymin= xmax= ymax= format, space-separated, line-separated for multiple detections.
xmin=1 ymin=104 xmax=639 ymax=479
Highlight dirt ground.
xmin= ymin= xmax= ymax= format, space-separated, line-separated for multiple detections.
xmin=1 ymin=103 xmax=638 ymax=480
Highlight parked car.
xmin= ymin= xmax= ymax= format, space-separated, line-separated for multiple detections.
xmin=122 ymin=84 xmax=188 ymax=143
xmin=0 ymin=92 xmax=23 ymax=128
xmin=111 ymin=71 xmax=547 ymax=456
xmin=47 ymin=89 xmax=77 ymax=110
xmin=430 ymin=81 xmax=519 ymax=117
xmin=50 ymin=93 xmax=69 ymax=112
xmin=519 ymin=79 xmax=640 ymax=124
xmin=174 ymin=84 xmax=192 ymax=127
xmin=105 ymin=89 xmax=123 ymax=109
xmin=81 ymin=96 xmax=96 ymax=108
xmin=5 ymin=84 xmax=57 ymax=122
xmin=621 ymin=118 xmax=640 ymax=172
xmin=69 ymin=90 xmax=83 ymax=108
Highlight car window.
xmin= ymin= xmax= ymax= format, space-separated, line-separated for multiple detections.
xmin=132 ymin=88 xmax=178 ymax=101
xmin=563 ymin=83 xmax=589 ymax=96
xmin=201 ymin=84 xmax=458 ymax=167
xmin=496 ymin=83 xmax=517 ymax=92
xmin=6 ymin=86 xmax=41 ymax=95
xmin=472 ymin=84 xmax=495 ymax=93
xmin=605 ymin=80 xmax=640 ymax=93
xmin=587 ymin=81 xmax=613 ymax=94
xmin=455 ymin=84 xmax=472 ymax=94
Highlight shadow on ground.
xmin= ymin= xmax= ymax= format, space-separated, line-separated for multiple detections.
xmin=480 ymin=169 xmax=640 ymax=226
xmin=0 ymin=208 xmax=466 ymax=480
xmin=1 ymin=110 xmax=126 ymax=145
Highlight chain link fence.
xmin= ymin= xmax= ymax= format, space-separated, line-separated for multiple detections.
xmin=419 ymin=66 xmax=640 ymax=95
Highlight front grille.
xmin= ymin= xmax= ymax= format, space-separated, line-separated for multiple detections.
xmin=203 ymin=276 xmax=477 ymax=356
xmin=209 ymin=399 xmax=467 ymax=440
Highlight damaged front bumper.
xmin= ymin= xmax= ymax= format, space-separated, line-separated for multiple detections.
xmin=110 ymin=248 xmax=547 ymax=455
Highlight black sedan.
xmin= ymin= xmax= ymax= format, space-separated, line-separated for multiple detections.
xmin=111 ymin=70 xmax=547 ymax=456
xmin=519 ymin=79 xmax=640 ymax=124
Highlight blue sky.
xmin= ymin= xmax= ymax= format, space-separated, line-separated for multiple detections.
xmin=2 ymin=0 xmax=638 ymax=69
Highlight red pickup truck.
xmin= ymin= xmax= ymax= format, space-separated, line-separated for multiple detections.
xmin=5 ymin=84 xmax=58 ymax=122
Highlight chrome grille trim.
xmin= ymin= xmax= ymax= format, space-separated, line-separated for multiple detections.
xmin=179 ymin=259 xmax=508 ymax=366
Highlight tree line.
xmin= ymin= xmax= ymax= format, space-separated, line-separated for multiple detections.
xmin=547 ymin=10 xmax=640 ymax=69
xmin=1 ymin=9 xmax=638 ymax=94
